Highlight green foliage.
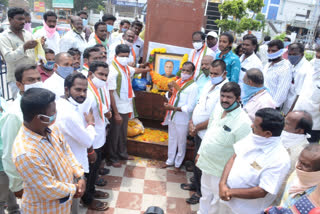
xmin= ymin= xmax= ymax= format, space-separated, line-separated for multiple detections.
xmin=273 ymin=32 xmax=286 ymax=41
xmin=216 ymin=0 xmax=265 ymax=34
xmin=74 ymin=0 xmax=105 ymax=13
xmin=97 ymin=4 xmax=105 ymax=12
xmin=305 ymin=52 xmax=314 ymax=61
xmin=218 ymin=0 xmax=247 ymax=19
xmin=246 ymin=0 xmax=264 ymax=14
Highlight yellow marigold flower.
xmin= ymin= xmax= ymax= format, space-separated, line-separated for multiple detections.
xmin=160 ymin=48 xmax=166 ymax=53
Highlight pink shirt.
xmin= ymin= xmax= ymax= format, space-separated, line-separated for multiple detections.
xmin=243 ymin=90 xmax=276 ymax=121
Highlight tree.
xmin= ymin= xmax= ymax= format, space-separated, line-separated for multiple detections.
xmin=215 ymin=0 xmax=264 ymax=34
xmin=73 ymin=0 xmax=105 ymax=13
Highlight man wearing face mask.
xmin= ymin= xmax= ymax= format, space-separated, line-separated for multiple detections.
xmin=89 ymin=14 xmax=116 ymax=46
xmin=280 ymin=144 xmax=320 ymax=209
xmin=33 ymin=11 xmax=60 ymax=54
xmin=12 ymin=88 xmax=85 ymax=213
xmin=294 ymin=56 xmax=320 ymax=143
xmin=283 ymin=43 xmax=312 ymax=115
xmin=108 ymin=29 xmax=137 ymax=66
xmin=56 ymin=73 xmax=104 ymax=213
xmin=263 ymin=40 xmax=291 ymax=110
xmin=77 ymin=11 xmax=92 ymax=42
xmin=180 ymin=59 xmax=228 ymax=205
xmin=195 ymin=82 xmax=252 ymax=214
xmin=0 ymin=64 xmax=43 ymax=209
xmin=44 ymin=52 xmax=74 ymax=99
xmin=238 ymin=34 xmax=263 ymax=96
xmin=195 ymin=55 xmax=214 ymax=97
xmin=60 ymin=16 xmax=87 ymax=57
xmin=242 ymin=68 xmax=275 ymax=121
xmin=111 ymin=19 xmax=131 ymax=42
xmin=81 ymin=47 xmax=104 ymax=77
xmin=80 ymin=61 xmax=111 ymax=211
xmin=162 ymin=62 xmax=198 ymax=170
xmin=188 ymin=31 xmax=216 ymax=80
xmin=218 ymin=108 xmax=290 ymax=214
xmin=37 ymin=48 xmax=55 ymax=82
xmin=87 ymin=22 xmax=108 ymax=50
xmin=107 ymin=44 xmax=151 ymax=167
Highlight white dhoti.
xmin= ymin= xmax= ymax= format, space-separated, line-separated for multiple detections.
xmin=166 ymin=121 xmax=188 ymax=168
xmin=198 ymin=172 xmax=234 ymax=214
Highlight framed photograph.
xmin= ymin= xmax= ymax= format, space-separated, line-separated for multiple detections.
xmin=154 ymin=53 xmax=184 ymax=78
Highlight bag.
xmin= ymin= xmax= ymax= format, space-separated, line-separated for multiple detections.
xmin=132 ymin=78 xmax=148 ymax=91
xmin=127 ymin=118 xmax=145 ymax=137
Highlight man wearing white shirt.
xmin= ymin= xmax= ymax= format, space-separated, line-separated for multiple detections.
xmin=188 ymin=31 xmax=216 ymax=80
xmin=219 ymin=108 xmax=291 ymax=214
xmin=60 ymin=16 xmax=87 ymax=56
xmin=181 ymin=59 xmax=228 ymax=204
xmin=87 ymin=22 xmax=108 ymax=50
xmin=44 ymin=52 xmax=74 ymax=99
xmin=107 ymin=29 xmax=137 ymax=66
xmin=81 ymin=61 xmax=111 ymax=211
xmin=258 ymin=36 xmax=271 ymax=67
xmin=162 ymin=62 xmax=198 ymax=170
xmin=283 ymin=43 xmax=312 ymax=114
xmin=195 ymin=56 xmax=214 ymax=97
xmin=33 ymin=11 xmax=60 ymax=54
xmin=107 ymin=44 xmax=151 ymax=167
xmin=294 ymin=58 xmax=320 ymax=143
xmin=263 ymin=40 xmax=292 ymax=110
xmin=242 ymin=68 xmax=276 ymax=121
xmin=130 ymin=20 xmax=144 ymax=64
xmin=56 ymin=73 xmax=100 ymax=213
xmin=239 ymin=34 xmax=263 ymax=96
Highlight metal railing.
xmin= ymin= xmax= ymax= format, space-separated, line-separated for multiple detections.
xmin=0 ymin=56 xmax=13 ymax=101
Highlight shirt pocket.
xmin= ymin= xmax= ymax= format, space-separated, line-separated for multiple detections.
xmin=238 ymin=159 xmax=262 ymax=187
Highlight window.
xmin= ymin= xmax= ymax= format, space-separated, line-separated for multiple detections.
xmin=267 ymin=6 xmax=279 ymax=20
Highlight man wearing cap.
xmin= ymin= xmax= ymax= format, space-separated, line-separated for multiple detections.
xmin=207 ymin=31 xmax=219 ymax=54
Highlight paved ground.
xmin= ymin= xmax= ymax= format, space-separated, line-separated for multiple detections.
xmin=81 ymin=156 xmax=199 ymax=214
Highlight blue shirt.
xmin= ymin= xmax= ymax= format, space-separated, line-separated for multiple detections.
xmin=196 ymin=72 xmax=210 ymax=100
xmin=216 ymin=50 xmax=241 ymax=83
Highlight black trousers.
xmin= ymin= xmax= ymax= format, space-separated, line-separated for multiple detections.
xmin=81 ymin=148 xmax=102 ymax=205
xmin=193 ymin=134 xmax=202 ymax=196
xmin=307 ymin=130 xmax=320 ymax=143
xmin=107 ymin=113 xmax=129 ymax=163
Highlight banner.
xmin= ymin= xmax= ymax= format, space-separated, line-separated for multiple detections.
xmin=52 ymin=0 xmax=73 ymax=8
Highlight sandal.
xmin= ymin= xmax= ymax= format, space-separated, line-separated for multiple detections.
xmin=180 ymin=183 xmax=196 ymax=191
xmin=189 ymin=176 xmax=195 ymax=183
xmin=95 ymin=177 xmax=107 ymax=187
xmin=94 ymin=190 xmax=109 ymax=199
xmin=186 ymin=193 xmax=200 ymax=204
xmin=98 ymin=168 xmax=110 ymax=175
xmin=87 ymin=199 xmax=109 ymax=211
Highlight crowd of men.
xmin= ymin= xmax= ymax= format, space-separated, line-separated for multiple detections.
xmin=0 ymin=6 xmax=320 ymax=214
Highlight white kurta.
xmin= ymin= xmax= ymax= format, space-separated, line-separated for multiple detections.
xmin=43 ymin=72 xmax=65 ymax=100
xmin=107 ymin=39 xmax=135 ymax=65
xmin=56 ymin=98 xmax=96 ymax=173
xmin=33 ymin=27 xmax=60 ymax=54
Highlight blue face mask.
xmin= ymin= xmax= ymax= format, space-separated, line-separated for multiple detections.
xmin=283 ymin=41 xmax=291 ymax=47
xmin=38 ymin=113 xmax=57 ymax=125
xmin=222 ymin=101 xmax=239 ymax=112
xmin=107 ymin=24 xmax=114 ymax=32
xmin=82 ymin=19 xmax=88 ymax=27
xmin=210 ymin=74 xmax=224 ymax=85
xmin=43 ymin=61 xmax=55 ymax=70
xmin=121 ymin=28 xmax=128 ymax=33
xmin=267 ymin=49 xmax=284 ymax=60
xmin=242 ymin=83 xmax=266 ymax=105
xmin=56 ymin=65 xmax=74 ymax=79
xmin=288 ymin=55 xmax=301 ymax=65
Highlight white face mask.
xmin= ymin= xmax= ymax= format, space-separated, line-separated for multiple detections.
xmin=181 ymin=73 xmax=192 ymax=81
xmin=281 ymin=130 xmax=308 ymax=149
xmin=68 ymin=96 xmax=80 ymax=106
xmin=92 ymin=75 xmax=106 ymax=88
xmin=24 ymin=81 xmax=43 ymax=92
xmin=193 ymin=42 xmax=203 ymax=50
xmin=117 ymin=56 xmax=129 ymax=66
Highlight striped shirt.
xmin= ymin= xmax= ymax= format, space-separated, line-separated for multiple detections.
xmin=263 ymin=59 xmax=292 ymax=108
xmin=12 ymin=124 xmax=84 ymax=214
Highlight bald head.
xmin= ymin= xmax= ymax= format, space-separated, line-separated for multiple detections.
xmin=123 ymin=29 xmax=135 ymax=43
xmin=244 ymin=68 xmax=264 ymax=87
xmin=284 ymin=111 xmax=313 ymax=135
xmin=297 ymin=144 xmax=320 ymax=172
xmin=201 ymin=55 xmax=214 ymax=75
xmin=70 ymin=16 xmax=83 ymax=33
xmin=71 ymin=15 xmax=82 ymax=24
